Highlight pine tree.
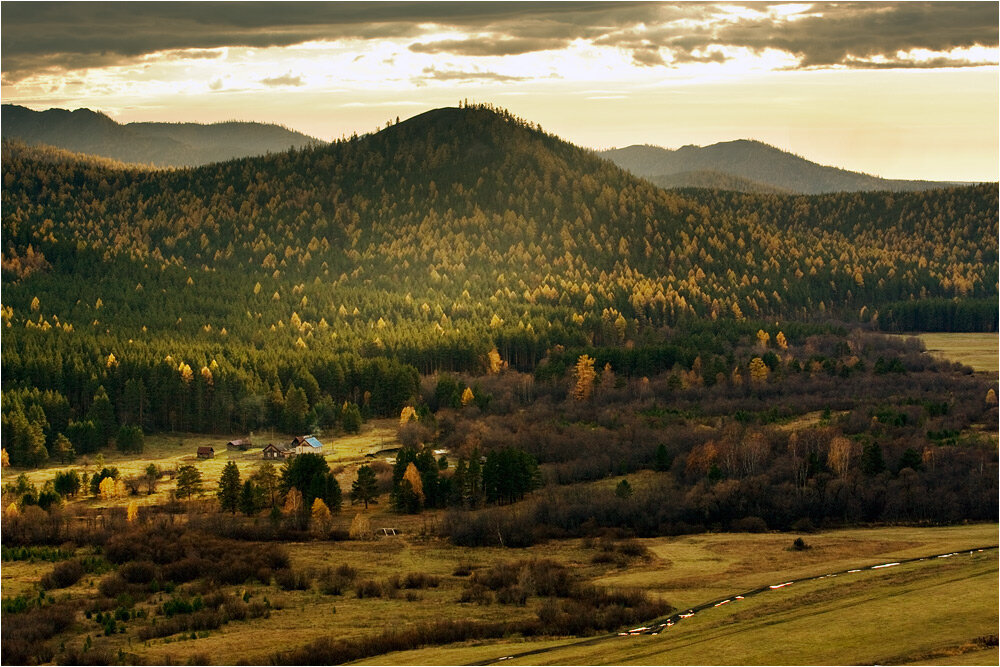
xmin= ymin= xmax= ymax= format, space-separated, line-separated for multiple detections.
xmin=217 ymin=461 xmax=241 ymax=513
xmin=176 ymin=465 xmax=203 ymax=499
xmin=350 ymin=465 xmax=378 ymax=508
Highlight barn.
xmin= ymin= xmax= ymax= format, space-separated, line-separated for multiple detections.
xmin=226 ymin=438 xmax=253 ymax=451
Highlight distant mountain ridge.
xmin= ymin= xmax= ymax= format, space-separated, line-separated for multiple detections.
xmin=599 ymin=140 xmax=956 ymax=194
xmin=1 ymin=104 xmax=323 ymax=167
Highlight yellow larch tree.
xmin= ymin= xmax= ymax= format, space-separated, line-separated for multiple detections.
xmin=402 ymin=463 xmax=425 ymax=504
xmin=311 ymin=498 xmax=333 ymax=533
xmin=461 ymin=387 xmax=475 ymax=406
xmin=748 ymin=357 xmax=769 ymax=385
xmin=572 ymin=354 xmax=597 ymax=401
xmin=399 ymin=406 xmax=417 ymax=425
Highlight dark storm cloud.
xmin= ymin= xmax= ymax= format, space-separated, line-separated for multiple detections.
xmin=409 ymin=36 xmax=572 ymax=57
xmin=2 ymin=1 xmax=996 ymax=80
xmin=598 ymin=2 xmax=998 ymax=69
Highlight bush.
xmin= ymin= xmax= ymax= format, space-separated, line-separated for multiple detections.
xmin=355 ymin=579 xmax=385 ymax=599
xmin=792 ymin=537 xmax=810 ymax=551
xmin=41 ymin=559 xmax=85 ymax=589
xmin=274 ymin=568 xmax=311 ymax=591
xmin=119 ymin=560 xmax=157 ymax=584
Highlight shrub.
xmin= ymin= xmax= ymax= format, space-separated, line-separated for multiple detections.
xmin=119 ymin=560 xmax=157 ymax=584
xmin=41 ymin=559 xmax=85 ymax=589
xmin=274 ymin=568 xmax=311 ymax=591
xmin=355 ymin=579 xmax=384 ymax=599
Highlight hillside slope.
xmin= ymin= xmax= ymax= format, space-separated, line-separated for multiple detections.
xmin=2 ymin=105 xmax=996 ymax=357
xmin=1 ymin=104 xmax=322 ymax=167
xmin=600 ymin=140 xmax=954 ymax=194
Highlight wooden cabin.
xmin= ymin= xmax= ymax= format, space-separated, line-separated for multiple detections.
xmin=226 ymin=438 xmax=253 ymax=451
xmin=262 ymin=443 xmax=290 ymax=460
xmin=196 ymin=446 xmax=215 ymax=459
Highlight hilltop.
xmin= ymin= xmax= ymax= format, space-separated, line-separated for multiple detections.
xmin=599 ymin=140 xmax=955 ymax=194
xmin=1 ymin=104 xmax=322 ymax=167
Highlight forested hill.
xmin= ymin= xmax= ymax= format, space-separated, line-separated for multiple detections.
xmin=643 ymin=169 xmax=790 ymax=194
xmin=2 ymin=104 xmax=997 ymax=365
xmin=1 ymin=104 xmax=322 ymax=167
xmin=599 ymin=140 xmax=955 ymax=194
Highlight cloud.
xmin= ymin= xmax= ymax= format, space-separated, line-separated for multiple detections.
xmin=597 ymin=2 xmax=998 ymax=70
xmin=409 ymin=36 xmax=571 ymax=57
xmin=418 ymin=67 xmax=531 ymax=83
xmin=260 ymin=73 xmax=304 ymax=87
xmin=208 ymin=78 xmax=224 ymax=91
xmin=1 ymin=1 xmax=995 ymax=81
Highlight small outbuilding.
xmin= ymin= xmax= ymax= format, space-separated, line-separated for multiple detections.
xmin=226 ymin=438 xmax=253 ymax=451
xmin=262 ymin=443 xmax=290 ymax=460
xmin=196 ymin=446 xmax=215 ymax=459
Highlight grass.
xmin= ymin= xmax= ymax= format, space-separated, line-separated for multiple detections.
xmin=3 ymin=509 xmax=995 ymax=664
xmin=895 ymin=332 xmax=998 ymax=373
xmin=352 ymin=524 xmax=998 ymax=666
xmin=0 ymin=419 xmax=400 ymax=509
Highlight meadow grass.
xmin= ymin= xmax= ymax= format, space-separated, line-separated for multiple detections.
xmin=353 ymin=524 xmax=998 ymax=666
xmin=895 ymin=332 xmax=999 ymax=373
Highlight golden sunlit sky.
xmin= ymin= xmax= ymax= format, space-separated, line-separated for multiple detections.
xmin=2 ymin=1 xmax=998 ymax=181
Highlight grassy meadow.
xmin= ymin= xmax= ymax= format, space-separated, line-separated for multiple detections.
xmin=3 ymin=518 xmax=994 ymax=665
xmin=899 ymin=332 xmax=999 ymax=373
xmin=356 ymin=525 xmax=998 ymax=666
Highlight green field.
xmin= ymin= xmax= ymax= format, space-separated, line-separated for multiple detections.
xmin=900 ymin=332 xmax=999 ymax=373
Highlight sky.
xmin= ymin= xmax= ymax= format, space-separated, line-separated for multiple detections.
xmin=2 ymin=1 xmax=998 ymax=181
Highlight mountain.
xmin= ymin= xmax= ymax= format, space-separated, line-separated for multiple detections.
xmin=1 ymin=103 xmax=996 ymax=436
xmin=3 ymin=104 xmax=995 ymax=339
xmin=1 ymin=104 xmax=323 ymax=167
xmin=599 ymin=140 xmax=954 ymax=194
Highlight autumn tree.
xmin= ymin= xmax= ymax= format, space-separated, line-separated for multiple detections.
xmin=393 ymin=462 xmax=424 ymax=513
xmin=399 ymin=405 xmax=417 ymax=425
xmin=349 ymin=512 xmax=373 ymax=540
xmin=572 ymin=354 xmax=597 ymax=401
xmin=126 ymin=501 xmax=139 ymax=523
xmin=311 ymin=498 xmax=333 ymax=534
xmin=827 ymin=436 xmax=853 ymax=476
xmin=748 ymin=357 xmax=769 ymax=385
xmin=461 ymin=386 xmax=475 ymax=406
xmin=283 ymin=487 xmax=304 ymax=515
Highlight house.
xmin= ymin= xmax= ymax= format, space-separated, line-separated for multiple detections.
xmin=289 ymin=435 xmax=324 ymax=455
xmin=196 ymin=446 xmax=214 ymax=459
xmin=226 ymin=438 xmax=253 ymax=451
xmin=262 ymin=443 xmax=290 ymax=460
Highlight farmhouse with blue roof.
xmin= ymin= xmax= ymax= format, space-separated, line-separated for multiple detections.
xmin=290 ymin=435 xmax=324 ymax=455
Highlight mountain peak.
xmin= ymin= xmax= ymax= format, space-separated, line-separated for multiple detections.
xmin=599 ymin=140 xmax=950 ymax=194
